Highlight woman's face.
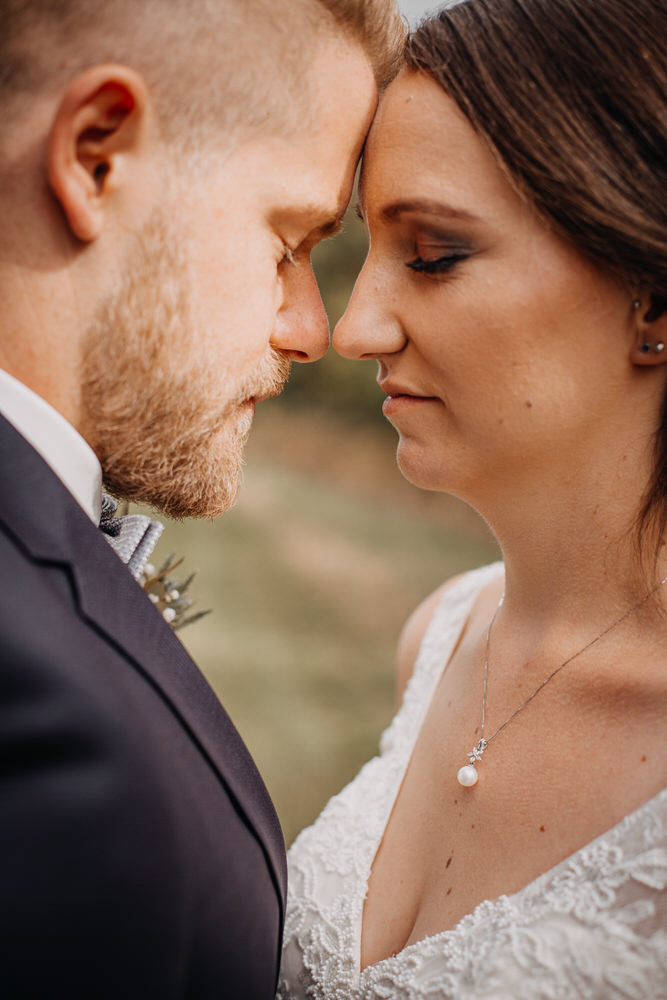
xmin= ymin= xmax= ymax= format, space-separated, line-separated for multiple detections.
xmin=333 ymin=71 xmax=642 ymax=508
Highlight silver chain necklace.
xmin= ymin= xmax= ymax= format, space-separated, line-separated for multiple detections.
xmin=456 ymin=575 xmax=667 ymax=787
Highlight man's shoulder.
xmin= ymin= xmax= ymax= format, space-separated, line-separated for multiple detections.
xmin=0 ymin=514 xmax=283 ymax=999
xmin=0 ymin=518 xmax=152 ymax=740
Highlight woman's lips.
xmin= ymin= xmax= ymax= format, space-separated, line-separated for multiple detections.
xmin=379 ymin=381 xmax=439 ymax=416
xmin=382 ymin=393 xmax=438 ymax=416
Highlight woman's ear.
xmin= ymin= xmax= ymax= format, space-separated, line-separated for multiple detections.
xmin=46 ymin=65 xmax=151 ymax=242
xmin=631 ymin=294 xmax=667 ymax=366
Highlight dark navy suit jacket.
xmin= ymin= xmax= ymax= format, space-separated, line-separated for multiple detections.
xmin=0 ymin=415 xmax=287 ymax=998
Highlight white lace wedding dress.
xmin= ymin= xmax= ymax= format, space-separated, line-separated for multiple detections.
xmin=278 ymin=563 xmax=667 ymax=1000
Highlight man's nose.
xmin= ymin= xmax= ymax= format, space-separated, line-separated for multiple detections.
xmin=333 ymin=257 xmax=405 ymax=360
xmin=270 ymin=264 xmax=330 ymax=363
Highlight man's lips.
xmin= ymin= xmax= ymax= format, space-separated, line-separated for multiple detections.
xmin=246 ymin=382 xmax=288 ymax=407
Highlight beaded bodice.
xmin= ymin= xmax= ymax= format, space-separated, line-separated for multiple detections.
xmin=278 ymin=563 xmax=667 ymax=1000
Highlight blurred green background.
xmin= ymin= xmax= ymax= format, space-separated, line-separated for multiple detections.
xmin=146 ymin=205 xmax=499 ymax=845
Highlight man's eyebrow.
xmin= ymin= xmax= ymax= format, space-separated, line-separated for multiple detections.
xmin=275 ymin=204 xmax=345 ymax=242
xmin=316 ymin=216 xmax=344 ymax=239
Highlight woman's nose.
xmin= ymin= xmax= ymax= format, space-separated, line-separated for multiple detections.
xmin=333 ymin=257 xmax=405 ymax=360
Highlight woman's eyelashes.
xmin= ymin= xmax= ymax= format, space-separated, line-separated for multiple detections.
xmin=406 ymin=250 xmax=470 ymax=275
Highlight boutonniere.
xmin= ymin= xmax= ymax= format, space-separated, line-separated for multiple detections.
xmin=139 ymin=553 xmax=212 ymax=632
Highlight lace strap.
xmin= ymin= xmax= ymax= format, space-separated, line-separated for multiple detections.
xmin=380 ymin=561 xmax=504 ymax=755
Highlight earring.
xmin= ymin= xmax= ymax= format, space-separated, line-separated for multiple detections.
xmin=656 ymin=342 xmax=665 ymax=353
xmin=633 ymin=300 xmax=641 ymax=310
xmin=640 ymin=342 xmax=651 ymax=353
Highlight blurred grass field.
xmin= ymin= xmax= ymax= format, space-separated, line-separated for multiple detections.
xmin=149 ymin=402 xmax=498 ymax=844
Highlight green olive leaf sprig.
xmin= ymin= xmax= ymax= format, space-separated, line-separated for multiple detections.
xmin=140 ymin=553 xmax=212 ymax=632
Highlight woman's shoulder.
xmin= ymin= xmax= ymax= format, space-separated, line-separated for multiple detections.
xmin=396 ymin=561 xmax=504 ymax=704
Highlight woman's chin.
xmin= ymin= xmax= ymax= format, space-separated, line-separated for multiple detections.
xmin=395 ymin=439 xmax=455 ymax=493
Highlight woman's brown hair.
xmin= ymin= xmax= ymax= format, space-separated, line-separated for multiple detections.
xmin=406 ymin=0 xmax=667 ymax=549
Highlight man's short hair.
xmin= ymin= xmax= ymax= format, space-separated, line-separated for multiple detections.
xmin=0 ymin=0 xmax=405 ymax=149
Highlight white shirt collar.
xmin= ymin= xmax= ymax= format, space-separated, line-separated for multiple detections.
xmin=0 ymin=368 xmax=103 ymax=524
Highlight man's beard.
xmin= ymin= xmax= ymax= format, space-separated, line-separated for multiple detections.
xmin=80 ymin=210 xmax=290 ymax=519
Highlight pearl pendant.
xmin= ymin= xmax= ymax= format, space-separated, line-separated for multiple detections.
xmin=457 ymin=738 xmax=487 ymax=787
xmin=457 ymin=765 xmax=479 ymax=787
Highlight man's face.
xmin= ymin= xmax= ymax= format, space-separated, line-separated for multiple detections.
xmin=81 ymin=40 xmax=377 ymax=518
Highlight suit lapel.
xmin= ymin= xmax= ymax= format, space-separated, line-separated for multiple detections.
xmin=0 ymin=415 xmax=287 ymax=912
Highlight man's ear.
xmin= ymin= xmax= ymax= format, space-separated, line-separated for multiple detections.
xmin=631 ymin=294 xmax=667 ymax=367
xmin=47 ymin=65 xmax=152 ymax=243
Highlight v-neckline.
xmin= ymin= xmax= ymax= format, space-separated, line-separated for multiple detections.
xmin=355 ymin=782 xmax=667 ymax=982
xmin=355 ymin=563 xmax=503 ymax=978
xmin=353 ymin=563 xmax=666 ymax=982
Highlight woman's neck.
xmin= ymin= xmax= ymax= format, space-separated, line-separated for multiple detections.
xmin=473 ymin=457 xmax=667 ymax=643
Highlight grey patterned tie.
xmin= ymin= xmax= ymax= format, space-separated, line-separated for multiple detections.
xmin=99 ymin=493 xmax=164 ymax=581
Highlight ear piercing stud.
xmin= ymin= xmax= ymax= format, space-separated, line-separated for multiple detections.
xmin=635 ymin=299 xmax=663 ymax=354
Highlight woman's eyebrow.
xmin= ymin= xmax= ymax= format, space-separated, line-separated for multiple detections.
xmin=355 ymin=195 xmax=481 ymax=226
xmin=382 ymin=198 xmax=480 ymax=222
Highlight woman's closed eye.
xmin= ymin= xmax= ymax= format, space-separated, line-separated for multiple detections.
xmin=406 ymin=251 xmax=469 ymax=275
